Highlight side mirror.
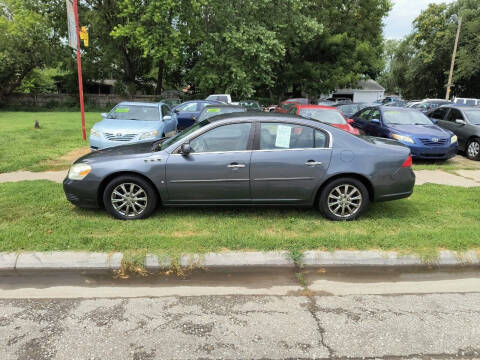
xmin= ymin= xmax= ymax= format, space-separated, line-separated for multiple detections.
xmin=101 ymin=113 xmax=107 ymax=118
xmin=180 ymin=143 xmax=191 ymax=155
xmin=370 ymin=118 xmax=381 ymax=125
xmin=455 ymin=119 xmax=466 ymax=125
xmin=163 ymin=115 xmax=171 ymax=121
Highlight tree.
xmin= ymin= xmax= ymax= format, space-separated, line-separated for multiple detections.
xmin=0 ymin=0 xmax=60 ymax=98
xmin=388 ymin=0 xmax=480 ymax=99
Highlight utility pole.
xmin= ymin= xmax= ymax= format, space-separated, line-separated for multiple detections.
xmin=445 ymin=15 xmax=462 ymax=101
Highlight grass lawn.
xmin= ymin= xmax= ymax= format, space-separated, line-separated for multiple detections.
xmin=1 ymin=181 xmax=479 ymax=258
xmin=0 ymin=111 xmax=98 ymax=173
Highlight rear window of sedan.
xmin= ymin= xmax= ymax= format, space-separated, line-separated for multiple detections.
xmin=109 ymin=105 xmax=160 ymax=121
xmin=298 ymin=109 xmax=346 ymax=125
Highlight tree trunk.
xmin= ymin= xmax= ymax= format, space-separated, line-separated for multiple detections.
xmin=156 ymin=59 xmax=164 ymax=95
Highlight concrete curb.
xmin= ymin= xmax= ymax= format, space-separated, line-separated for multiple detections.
xmin=0 ymin=250 xmax=478 ymax=272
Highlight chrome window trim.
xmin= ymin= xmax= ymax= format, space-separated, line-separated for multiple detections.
xmin=254 ymin=177 xmax=314 ymax=181
xmin=166 ymin=119 xmax=334 ymax=154
xmin=170 ymin=178 xmax=249 ymax=183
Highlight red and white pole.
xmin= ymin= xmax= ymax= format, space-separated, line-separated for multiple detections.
xmin=73 ymin=0 xmax=86 ymax=140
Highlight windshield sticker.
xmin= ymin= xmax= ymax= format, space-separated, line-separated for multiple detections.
xmin=115 ymin=107 xmax=129 ymax=113
xmin=275 ymin=125 xmax=292 ymax=148
xmin=207 ymin=108 xmax=220 ymax=113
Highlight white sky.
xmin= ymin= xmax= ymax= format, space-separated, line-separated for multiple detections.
xmin=384 ymin=0 xmax=455 ymax=39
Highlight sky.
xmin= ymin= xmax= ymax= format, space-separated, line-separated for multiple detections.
xmin=384 ymin=0 xmax=455 ymax=39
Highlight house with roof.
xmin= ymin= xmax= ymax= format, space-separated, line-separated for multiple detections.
xmin=322 ymin=79 xmax=385 ymax=103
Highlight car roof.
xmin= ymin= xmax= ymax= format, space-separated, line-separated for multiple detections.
xmin=117 ymin=101 xmax=161 ymax=107
xmin=439 ymin=105 xmax=480 ymax=110
xmin=202 ymin=104 xmax=245 ymax=110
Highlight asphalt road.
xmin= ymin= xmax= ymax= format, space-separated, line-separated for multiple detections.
xmin=1 ymin=268 xmax=479 ymax=359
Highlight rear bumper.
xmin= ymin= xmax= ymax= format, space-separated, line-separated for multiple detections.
xmin=374 ymin=167 xmax=415 ymax=202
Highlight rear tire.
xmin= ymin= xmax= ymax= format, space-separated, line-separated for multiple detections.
xmin=466 ymin=138 xmax=480 ymax=161
xmin=318 ymin=178 xmax=369 ymax=221
xmin=103 ymin=175 xmax=158 ymax=220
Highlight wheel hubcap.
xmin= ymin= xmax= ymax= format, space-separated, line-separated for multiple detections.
xmin=328 ymin=184 xmax=362 ymax=218
xmin=111 ymin=183 xmax=148 ymax=217
xmin=468 ymin=142 xmax=480 ymax=158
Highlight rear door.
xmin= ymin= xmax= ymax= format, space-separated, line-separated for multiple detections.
xmin=364 ymin=108 xmax=384 ymax=137
xmin=250 ymin=121 xmax=332 ymax=204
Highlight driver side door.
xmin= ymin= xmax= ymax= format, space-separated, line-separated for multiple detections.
xmin=165 ymin=122 xmax=254 ymax=203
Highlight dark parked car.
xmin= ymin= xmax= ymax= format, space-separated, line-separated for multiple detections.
xmin=351 ymin=106 xmax=458 ymax=160
xmin=197 ymin=105 xmax=246 ymax=122
xmin=427 ymin=106 xmax=480 ymax=160
xmin=407 ymin=99 xmax=451 ymax=113
xmin=172 ymin=100 xmax=222 ymax=130
xmin=238 ymin=100 xmax=262 ymax=111
xmin=64 ymin=113 xmax=414 ymax=221
xmin=332 ymin=103 xmax=373 ymax=118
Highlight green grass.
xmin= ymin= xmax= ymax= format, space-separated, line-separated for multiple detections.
xmin=1 ymin=181 xmax=479 ymax=257
xmin=0 ymin=111 xmax=98 ymax=173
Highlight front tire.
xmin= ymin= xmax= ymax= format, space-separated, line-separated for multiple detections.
xmin=319 ymin=178 xmax=369 ymax=221
xmin=466 ymin=138 xmax=480 ymax=161
xmin=103 ymin=175 xmax=158 ymax=220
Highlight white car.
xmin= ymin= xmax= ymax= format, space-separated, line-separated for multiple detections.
xmin=206 ymin=94 xmax=232 ymax=104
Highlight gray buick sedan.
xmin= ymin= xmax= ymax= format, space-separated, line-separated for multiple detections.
xmin=64 ymin=113 xmax=415 ymax=221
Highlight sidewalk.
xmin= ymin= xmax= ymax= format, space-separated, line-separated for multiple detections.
xmin=1 ymin=169 xmax=480 ymax=187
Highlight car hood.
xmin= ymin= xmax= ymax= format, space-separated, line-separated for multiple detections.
xmin=92 ymin=119 xmax=161 ymax=133
xmin=388 ymin=124 xmax=452 ymax=137
xmin=75 ymin=141 xmax=167 ymax=163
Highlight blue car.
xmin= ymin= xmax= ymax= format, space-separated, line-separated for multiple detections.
xmin=89 ymin=102 xmax=178 ymax=150
xmin=351 ymin=106 xmax=458 ymax=160
xmin=172 ymin=100 xmax=222 ymax=130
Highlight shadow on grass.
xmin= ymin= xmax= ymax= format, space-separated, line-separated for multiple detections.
xmin=72 ymin=199 xmax=417 ymax=222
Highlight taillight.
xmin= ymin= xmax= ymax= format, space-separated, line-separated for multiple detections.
xmin=402 ymin=155 xmax=412 ymax=168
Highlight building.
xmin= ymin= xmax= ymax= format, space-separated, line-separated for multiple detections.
xmin=324 ymin=79 xmax=385 ymax=103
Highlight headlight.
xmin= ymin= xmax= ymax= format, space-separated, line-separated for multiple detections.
xmin=68 ymin=163 xmax=92 ymax=180
xmin=392 ymin=134 xmax=415 ymax=144
xmin=450 ymin=135 xmax=458 ymax=144
xmin=90 ymin=128 xmax=101 ymax=137
xmin=139 ymin=130 xmax=159 ymax=140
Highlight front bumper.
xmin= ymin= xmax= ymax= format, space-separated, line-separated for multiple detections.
xmin=407 ymin=143 xmax=457 ymax=160
xmin=63 ymin=177 xmax=100 ymax=208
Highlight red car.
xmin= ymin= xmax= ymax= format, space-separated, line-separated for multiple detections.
xmin=288 ymin=104 xmax=360 ymax=135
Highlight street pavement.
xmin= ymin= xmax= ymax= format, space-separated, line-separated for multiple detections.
xmin=1 ymin=268 xmax=479 ymax=359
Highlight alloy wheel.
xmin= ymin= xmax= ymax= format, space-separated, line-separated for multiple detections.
xmin=327 ymin=184 xmax=363 ymax=218
xmin=110 ymin=183 xmax=148 ymax=217
xmin=467 ymin=141 xmax=480 ymax=158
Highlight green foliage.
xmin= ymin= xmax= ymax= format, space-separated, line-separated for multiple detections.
xmin=0 ymin=0 xmax=60 ymax=97
xmin=17 ymin=68 xmax=67 ymax=94
xmin=388 ymin=0 xmax=480 ymax=99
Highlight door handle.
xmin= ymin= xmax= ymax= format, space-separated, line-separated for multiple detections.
xmin=227 ymin=163 xmax=246 ymax=168
xmin=305 ymin=160 xmax=323 ymax=166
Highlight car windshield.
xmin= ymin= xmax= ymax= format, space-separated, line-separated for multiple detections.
xmin=384 ymin=110 xmax=433 ymax=125
xmin=298 ymin=109 xmax=346 ymax=125
xmin=198 ymin=107 xmax=245 ymax=122
xmin=158 ymin=120 xmax=211 ymax=151
xmin=465 ymin=110 xmax=480 ymax=125
xmin=108 ymin=105 xmax=159 ymax=121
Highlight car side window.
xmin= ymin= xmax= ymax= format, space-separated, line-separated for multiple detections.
xmin=189 ymin=123 xmax=252 ymax=153
xmin=446 ymin=109 xmax=463 ymax=122
xmin=199 ymin=102 xmax=210 ymax=110
xmin=162 ymin=105 xmax=172 ymax=117
xmin=288 ymin=107 xmax=297 ymax=115
xmin=368 ymin=109 xmax=381 ymax=121
xmin=430 ymin=107 xmax=448 ymax=120
xmin=260 ymin=123 xmax=315 ymax=150
xmin=357 ymin=108 xmax=371 ymax=120
xmin=179 ymin=102 xmax=197 ymax=112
